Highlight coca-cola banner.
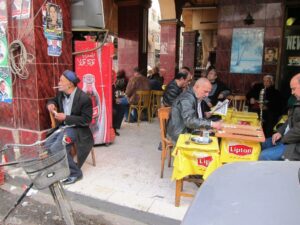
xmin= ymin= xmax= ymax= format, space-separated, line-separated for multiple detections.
xmin=220 ymin=139 xmax=261 ymax=163
xmin=75 ymin=41 xmax=115 ymax=144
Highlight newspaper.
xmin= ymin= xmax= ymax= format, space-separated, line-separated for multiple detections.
xmin=210 ymin=99 xmax=229 ymax=116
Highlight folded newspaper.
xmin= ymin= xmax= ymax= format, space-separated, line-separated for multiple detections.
xmin=210 ymin=99 xmax=229 ymax=116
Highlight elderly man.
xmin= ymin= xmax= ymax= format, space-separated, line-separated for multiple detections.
xmin=47 ymin=70 xmax=94 ymax=184
xmin=167 ymin=78 xmax=223 ymax=143
xmin=259 ymin=73 xmax=300 ymax=160
xmin=246 ymin=75 xmax=283 ymax=138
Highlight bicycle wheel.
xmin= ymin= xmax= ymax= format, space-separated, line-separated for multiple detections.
xmin=49 ymin=182 xmax=75 ymax=225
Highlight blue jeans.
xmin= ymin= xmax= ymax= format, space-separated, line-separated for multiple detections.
xmin=259 ymin=137 xmax=285 ymax=160
xmin=118 ymin=96 xmax=137 ymax=121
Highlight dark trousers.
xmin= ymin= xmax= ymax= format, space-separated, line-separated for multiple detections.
xmin=45 ymin=128 xmax=82 ymax=178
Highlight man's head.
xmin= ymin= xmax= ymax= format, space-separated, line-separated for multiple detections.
xmin=174 ymin=72 xmax=189 ymax=88
xmin=193 ymin=78 xmax=212 ymax=100
xmin=58 ymin=70 xmax=80 ymax=93
xmin=206 ymin=66 xmax=217 ymax=83
xmin=133 ymin=67 xmax=143 ymax=77
xmin=290 ymin=73 xmax=300 ymax=100
xmin=180 ymin=66 xmax=193 ymax=84
xmin=0 ymin=80 xmax=6 ymax=92
xmin=263 ymin=75 xmax=274 ymax=88
xmin=265 ymin=47 xmax=276 ymax=62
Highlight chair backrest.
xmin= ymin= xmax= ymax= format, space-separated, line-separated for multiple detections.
xmin=232 ymin=95 xmax=246 ymax=111
xmin=136 ymin=90 xmax=151 ymax=108
xmin=151 ymin=90 xmax=164 ymax=109
xmin=158 ymin=107 xmax=171 ymax=148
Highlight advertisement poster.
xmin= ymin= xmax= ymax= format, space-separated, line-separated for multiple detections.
xmin=75 ymin=41 xmax=114 ymax=144
xmin=12 ymin=0 xmax=31 ymax=19
xmin=230 ymin=28 xmax=264 ymax=74
xmin=0 ymin=0 xmax=7 ymax=24
xmin=0 ymin=67 xmax=12 ymax=103
xmin=0 ymin=30 xmax=8 ymax=66
xmin=42 ymin=3 xmax=63 ymax=40
xmin=47 ymin=39 xmax=62 ymax=56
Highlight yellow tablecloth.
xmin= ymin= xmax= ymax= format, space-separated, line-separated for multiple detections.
xmin=172 ymin=134 xmax=220 ymax=180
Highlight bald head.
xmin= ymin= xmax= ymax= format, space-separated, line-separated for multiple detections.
xmin=193 ymin=78 xmax=212 ymax=100
xmin=290 ymin=73 xmax=300 ymax=100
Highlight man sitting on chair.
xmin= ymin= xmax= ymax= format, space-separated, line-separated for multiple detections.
xmin=47 ymin=70 xmax=94 ymax=185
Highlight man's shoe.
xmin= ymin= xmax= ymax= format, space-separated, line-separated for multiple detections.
xmin=62 ymin=175 xmax=82 ymax=185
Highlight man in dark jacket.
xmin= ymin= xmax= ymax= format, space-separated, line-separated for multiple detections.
xmin=47 ymin=70 xmax=94 ymax=184
xmin=167 ymin=78 xmax=223 ymax=143
xmin=260 ymin=73 xmax=300 ymax=160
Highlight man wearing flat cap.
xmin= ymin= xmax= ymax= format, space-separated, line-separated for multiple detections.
xmin=47 ymin=70 xmax=94 ymax=185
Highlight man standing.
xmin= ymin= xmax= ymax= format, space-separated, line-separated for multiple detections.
xmin=47 ymin=70 xmax=94 ymax=184
xmin=167 ymin=78 xmax=223 ymax=143
xmin=260 ymin=73 xmax=300 ymax=160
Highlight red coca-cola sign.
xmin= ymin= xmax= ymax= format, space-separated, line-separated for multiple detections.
xmin=229 ymin=145 xmax=253 ymax=156
xmin=197 ymin=156 xmax=213 ymax=167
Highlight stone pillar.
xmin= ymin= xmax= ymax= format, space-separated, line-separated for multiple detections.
xmin=159 ymin=19 xmax=181 ymax=85
xmin=182 ymin=31 xmax=199 ymax=74
xmin=0 ymin=1 xmax=72 ymax=145
xmin=116 ymin=1 xmax=150 ymax=76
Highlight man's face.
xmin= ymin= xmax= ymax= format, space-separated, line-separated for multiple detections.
xmin=0 ymin=82 xmax=5 ymax=92
xmin=263 ymin=77 xmax=273 ymax=88
xmin=290 ymin=78 xmax=300 ymax=100
xmin=58 ymin=75 xmax=72 ymax=93
xmin=207 ymin=70 xmax=217 ymax=83
xmin=194 ymin=82 xmax=212 ymax=100
xmin=265 ymin=49 xmax=275 ymax=62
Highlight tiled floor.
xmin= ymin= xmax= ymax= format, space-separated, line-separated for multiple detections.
xmin=64 ymin=119 xmax=198 ymax=221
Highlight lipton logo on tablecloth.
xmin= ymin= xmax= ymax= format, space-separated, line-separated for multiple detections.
xmin=229 ymin=145 xmax=252 ymax=156
xmin=197 ymin=156 xmax=213 ymax=167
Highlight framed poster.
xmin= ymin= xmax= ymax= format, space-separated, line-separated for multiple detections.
xmin=264 ymin=47 xmax=278 ymax=65
xmin=0 ymin=67 xmax=12 ymax=103
xmin=230 ymin=28 xmax=264 ymax=74
xmin=42 ymin=3 xmax=63 ymax=40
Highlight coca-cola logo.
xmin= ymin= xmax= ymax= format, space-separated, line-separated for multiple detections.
xmin=229 ymin=145 xmax=253 ymax=156
xmin=197 ymin=156 xmax=213 ymax=167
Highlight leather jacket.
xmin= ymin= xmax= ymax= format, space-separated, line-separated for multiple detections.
xmin=167 ymin=87 xmax=212 ymax=143
xmin=162 ymin=80 xmax=182 ymax=107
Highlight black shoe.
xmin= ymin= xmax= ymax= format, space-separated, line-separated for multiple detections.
xmin=157 ymin=142 xmax=162 ymax=151
xmin=115 ymin=131 xmax=120 ymax=136
xmin=63 ymin=175 xmax=82 ymax=185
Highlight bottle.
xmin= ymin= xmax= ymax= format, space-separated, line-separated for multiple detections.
xmin=82 ymin=74 xmax=101 ymax=134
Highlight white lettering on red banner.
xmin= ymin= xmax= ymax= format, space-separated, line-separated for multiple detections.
xmin=197 ymin=156 xmax=213 ymax=167
xmin=229 ymin=145 xmax=253 ymax=156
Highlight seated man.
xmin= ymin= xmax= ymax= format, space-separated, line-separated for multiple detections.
xmin=259 ymin=73 xmax=300 ymax=161
xmin=246 ymin=75 xmax=283 ymax=138
xmin=204 ymin=66 xmax=231 ymax=108
xmin=162 ymin=68 xmax=192 ymax=107
xmin=47 ymin=70 xmax=94 ymax=185
xmin=117 ymin=67 xmax=150 ymax=121
xmin=167 ymin=78 xmax=223 ymax=143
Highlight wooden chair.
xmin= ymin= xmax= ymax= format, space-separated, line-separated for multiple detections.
xmin=49 ymin=107 xmax=96 ymax=167
xmin=158 ymin=107 xmax=173 ymax=178
xmin=150 ymin=90 xmax=164 ymax=120
xmin=227 ymin=95 xmax=246 ymax=111
xmin=128 ymin=90 xmax=151 ymax=125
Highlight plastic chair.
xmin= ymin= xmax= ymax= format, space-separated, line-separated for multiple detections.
xmin=227 ymin=95 xmax=246 ymax=111
xmin=150 ymin=90 xmax=164 ymax=120
xmin=128 ymin=90 xmax=151 ymax=125
xmin=49 ymin=107 xmax=96 ymax=167
xmin=158 ymin=107 xmax=173 ymax=178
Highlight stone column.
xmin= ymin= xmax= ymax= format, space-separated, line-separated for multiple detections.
xmin=0 ymin=1 xmax=72 ymax=144
xmin=159 ymin=19 xmax=181 ymax=85
xmin=116 ymin=0 xmax=150 ymax=76
xmin=182 ymin=30 xmax=199 ymax=74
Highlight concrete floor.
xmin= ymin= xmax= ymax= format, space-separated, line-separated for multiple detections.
xmin=65 ymin=118 xmax=198 ymax=222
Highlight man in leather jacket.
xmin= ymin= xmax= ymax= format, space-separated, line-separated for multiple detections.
xmin=260 ymin=73 xmax=300 ymax=160
xmin=167 ymin=78 xmax=223 ymax=143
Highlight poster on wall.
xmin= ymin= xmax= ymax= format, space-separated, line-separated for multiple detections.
xmin=0 ymin=30 xmax=8 ymax=67
xmin=42 ymin=3 xmax=63 ymax=40
xmin=0 ymin=67 xmax=12 ymax=103
xmin=230 ymin=28 xmax=264 ymax=74
xmin=47 ymin=39 xmax=62 ymax=56
xmin=264 ymin=47 xmax=278 ymax=65
xmin=0 ymin=0 xmax=7 ymax=24
xmin=288 ymin=56 xmax=300 ymax=66
xmin=12 ymin=0 xmax=31 ymax=19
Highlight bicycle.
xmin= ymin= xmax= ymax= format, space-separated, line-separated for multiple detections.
xmin=0 ymin=126 xmax=75 ymax=225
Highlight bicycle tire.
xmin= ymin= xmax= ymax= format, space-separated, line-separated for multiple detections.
xmin=49 ymin=182 xmax=75 ymax=225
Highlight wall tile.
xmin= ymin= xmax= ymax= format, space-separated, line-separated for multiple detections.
xmin=20 ymin=99 xmax=39 ymax=130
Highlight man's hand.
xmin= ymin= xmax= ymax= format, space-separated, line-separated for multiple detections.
xmin=272 ymin=132 xmax=282 ymax=145
xmin=218 ymin=93 xmax=224 ymax=99
xmin=204 ymin=111 xmax=212 ymax=118
xmin=211 ymin=121 xmax=223 ymax=130
xmin=47 ymin=104 xmax=56 ymax=113
xmin=207 ymin=102 xmax=213 ymax=108
xmin=55 ymin=113 xmax=66 ymax=121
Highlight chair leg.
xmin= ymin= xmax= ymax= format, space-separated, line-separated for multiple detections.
xmin=127 ymin=106 xmax=132 ymax=122
xmin=148 ymin=108 xmax=151 ymax=123
xmin=160 ymin=148 xmax=166 ymax=178
xmin=137 ymin=109 xmax=141 ymax=126
xmin=175 ymin=179 xmax=183 ymax=207
xmin=91 ymin=148 xmax=96 ymax=167
xmin=168 ymin=148 xmax=172 ymax=168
